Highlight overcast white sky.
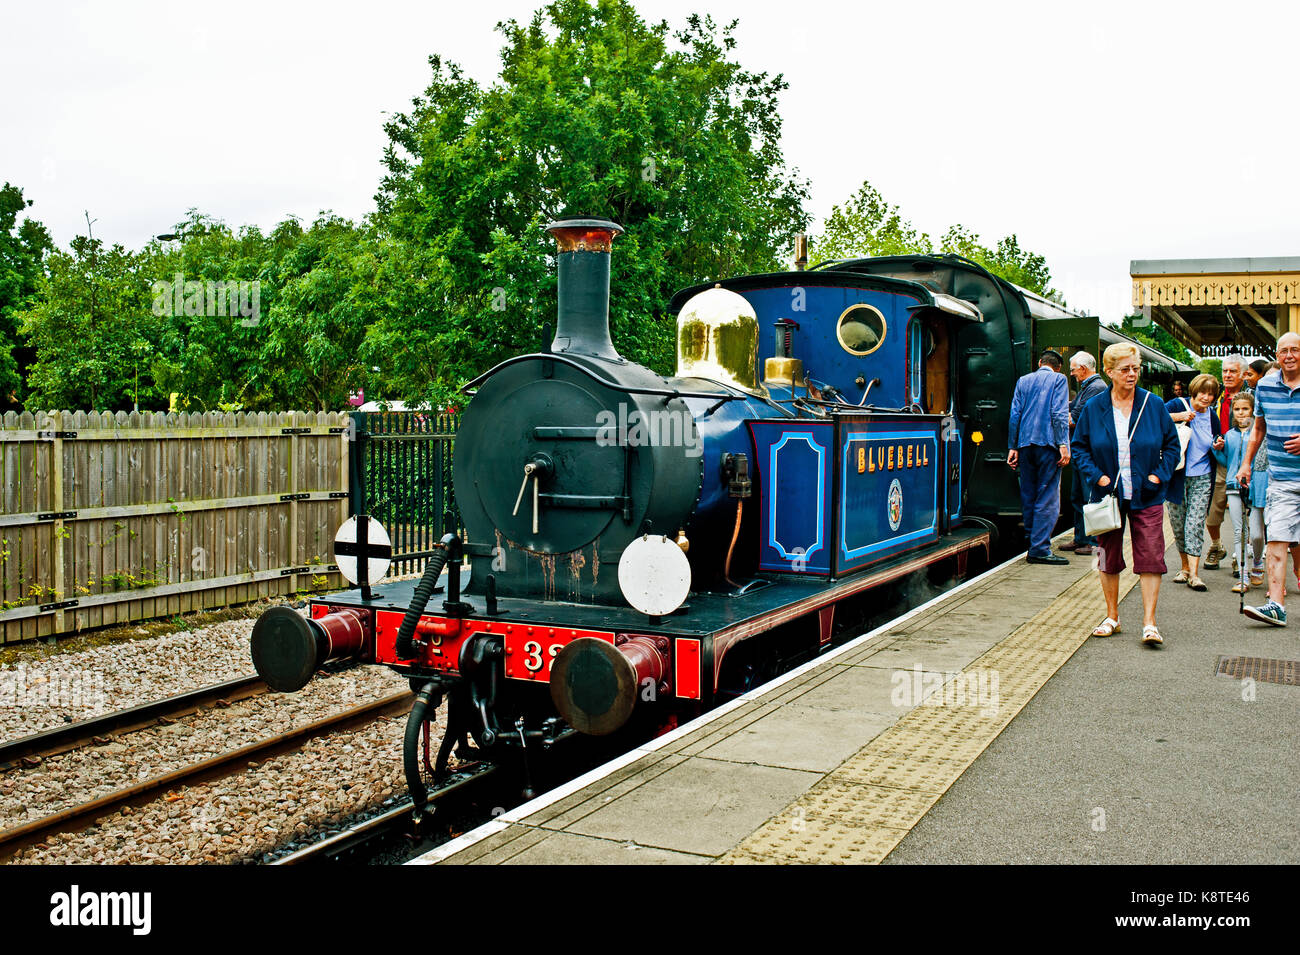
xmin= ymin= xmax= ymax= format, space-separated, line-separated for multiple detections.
xmin=2 ymin=0 xmax=1294 ymax=321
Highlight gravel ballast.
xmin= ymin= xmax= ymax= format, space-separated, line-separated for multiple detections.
xmin=0 ymin=664 xmax=410 ymax=829
xmin=7 ymin=712 xmax=416 ymax=864
xmin=0 ymin=609 xmax=444 ymax=865
xmin=0 ymin=620 xmax=261 ymax=743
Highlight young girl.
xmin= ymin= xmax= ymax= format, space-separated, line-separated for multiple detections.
xmin=1166 ymin=374 xmax=1220 ymax=591
xmin=1215 ymin=392 xmax=1267 ymax=593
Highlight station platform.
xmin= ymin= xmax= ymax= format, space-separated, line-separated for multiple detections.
xmin=412 ymin=527 xmax=1299 ymax=865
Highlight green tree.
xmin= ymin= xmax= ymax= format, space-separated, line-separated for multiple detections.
xmin=0 ymin=183 xmax=54 ymax=408
xmin=1119 ymin=313 xmax=1193 ymax=365
xmin=142 ymin=211 xmax=379 ymax=412
xmin=256 ymin=215 xmax=378 ymax=411
xmin=812 ymin=181 xmax=933 ymax=262
xmin=19 ymin=232 xmax=163 ymax=410
xmin=143 ymin=211 xmax=287 ymax=411
xmin=1196 ymin=357 xmax=1223 ymax=380
xmin=369 ymin=0 xmax=810 ymax=405
xmin=940 ymin=225 xmax=1057 ymax=299
xmin=815 ymin=179 xmax=1060 ymax=299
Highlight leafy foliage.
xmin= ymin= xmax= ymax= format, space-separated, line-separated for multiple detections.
xmin=812 ymin=181 xmax=933 ymax=262
xmin=144 ymin=211 xmax=287 ymax=411
xmin=0 ymin=184 xmax=54 ymax=408
xmin=1119 ymin=313 xmax=1193 ymax=365
xmin=814 ymin=179 xmax=1060 ymax=299
xmin=18 ymin=210 xmax=378 ymax=412
xmin=1196 ymin=357 xmax=1223 ymax=380
xmin=369 ymin=0 xmax=810 ymax=405
xmin=19 ymin=234 xmax=162 ymax=410
xmin=938 ymin=225 xmax=1057 ymax=300
xmin=258 ymin=216 xmax=379 ymax=411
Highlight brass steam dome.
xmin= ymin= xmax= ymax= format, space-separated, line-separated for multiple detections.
xmin=675 ymin=287 xmax=766 ymax=396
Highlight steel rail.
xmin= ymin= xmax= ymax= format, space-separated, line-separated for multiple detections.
xmin=0 ymin=675 xmax=268 ymax=770
xmin=270 ymin=762 xmax=499 ymax=865
xmin=0 ymin=689 xmax=414 ymax=861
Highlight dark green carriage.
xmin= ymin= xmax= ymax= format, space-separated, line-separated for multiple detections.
xmin=814 ymin=254 xmax=1190 ymax=519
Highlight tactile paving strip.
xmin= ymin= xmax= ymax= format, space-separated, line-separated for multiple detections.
xmin=720 ymin=536 xmax=1140 ymax=865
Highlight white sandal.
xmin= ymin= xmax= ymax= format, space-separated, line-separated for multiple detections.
xmin=1142 ymin=625 xmax=1164 ymax=647
xmin=1092 ymin=617 xmax=1120 ymax=637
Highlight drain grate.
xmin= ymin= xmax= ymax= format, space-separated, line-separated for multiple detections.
xmin=1215 ymin=656 xmax=1300 ymax=686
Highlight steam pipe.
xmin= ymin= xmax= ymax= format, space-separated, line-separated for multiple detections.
xmin=724 ymin=499 xmax=744 ymax=587
xmin=394 ymin=535 xmax=456 ymax=659
xmin=405 ymin=681 xmax=441 ymax=823
xmin=857 ymin=377 xmax=882 ymax=406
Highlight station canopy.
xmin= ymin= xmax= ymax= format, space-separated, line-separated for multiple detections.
xmin=1131 ymin=256 xmax=1300 ymax=358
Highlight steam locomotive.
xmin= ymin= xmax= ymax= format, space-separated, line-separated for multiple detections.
xmin=249 ymin=215 xmax=1178 ymax=816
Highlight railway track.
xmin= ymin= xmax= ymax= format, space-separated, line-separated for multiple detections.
xmin=4 ymin=552 xmax=982 ymax=866
xmin=0 ymin=675 xmax=268 ymax=770
xmin=0 ymin=689 xmax=414 ymax=861
xmin=270 ymin=763 xmax=499 ymax=864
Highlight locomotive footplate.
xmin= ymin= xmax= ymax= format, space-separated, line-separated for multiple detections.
xmin=308 ymin=525 xmax=990 ymax=712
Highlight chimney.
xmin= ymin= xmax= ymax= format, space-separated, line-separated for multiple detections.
xmin=546 ymin=217 xmax=624 ymax=360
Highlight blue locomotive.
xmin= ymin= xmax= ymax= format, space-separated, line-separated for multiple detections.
xmin=251 ymin=214 xmax=1165 ymax=815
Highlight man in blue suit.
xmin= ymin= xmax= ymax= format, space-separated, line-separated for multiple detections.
xmin=1007 ymin=349 xmax=1071 ymax=564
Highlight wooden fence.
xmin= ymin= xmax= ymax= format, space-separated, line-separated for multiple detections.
xmin=0 ymin=410 xmax=351 ymax=644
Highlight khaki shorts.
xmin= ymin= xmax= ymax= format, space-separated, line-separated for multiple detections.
xmin=1206 ymin=470 xmax=1229 ymax=528
xmin=1264 ymin=480 xmax=1300 ymax=544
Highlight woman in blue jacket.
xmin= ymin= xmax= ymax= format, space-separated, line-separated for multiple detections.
xmin=1071 ymin=342 xmax=1181 ymax=646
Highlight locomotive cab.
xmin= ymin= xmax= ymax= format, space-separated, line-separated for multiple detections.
xmin=668 ymin=271 xmax=980 ymax=418
xmin=667 ymin=271 xmax=983 ymax=582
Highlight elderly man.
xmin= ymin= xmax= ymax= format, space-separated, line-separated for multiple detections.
xmin=1008 ymin=349 xmax=1071 ymax=564
xmin=1239 ymin=334 xmax=1300 ymax=625
xmin=1059 ymin=351 xmax=1109 ymax=555
xmin=1204 ymin=354 xmax=1248 ymax=567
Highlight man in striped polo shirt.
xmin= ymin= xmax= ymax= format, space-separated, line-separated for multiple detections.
xmin=1238 ymin=332 xmax=1300 ymax=625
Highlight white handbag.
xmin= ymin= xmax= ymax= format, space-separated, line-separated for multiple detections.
xmin=1083 ymin=392 xmax=1150 ymax=537
xmin=1083 ymin=494 xmax=1122 ymax=537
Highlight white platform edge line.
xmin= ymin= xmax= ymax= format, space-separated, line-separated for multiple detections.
xmin=409 ymin=819 xmax=510 ymax=865
xmin=407 ymin=538 xmax=1032 ymax=865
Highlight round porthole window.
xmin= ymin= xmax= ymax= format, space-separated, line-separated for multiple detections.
xmin=836 ymin=304 xmax=887 ymax=356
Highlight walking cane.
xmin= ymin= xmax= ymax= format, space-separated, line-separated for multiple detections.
xmin=1239 ymin=486 xmax=1250 ymax=616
